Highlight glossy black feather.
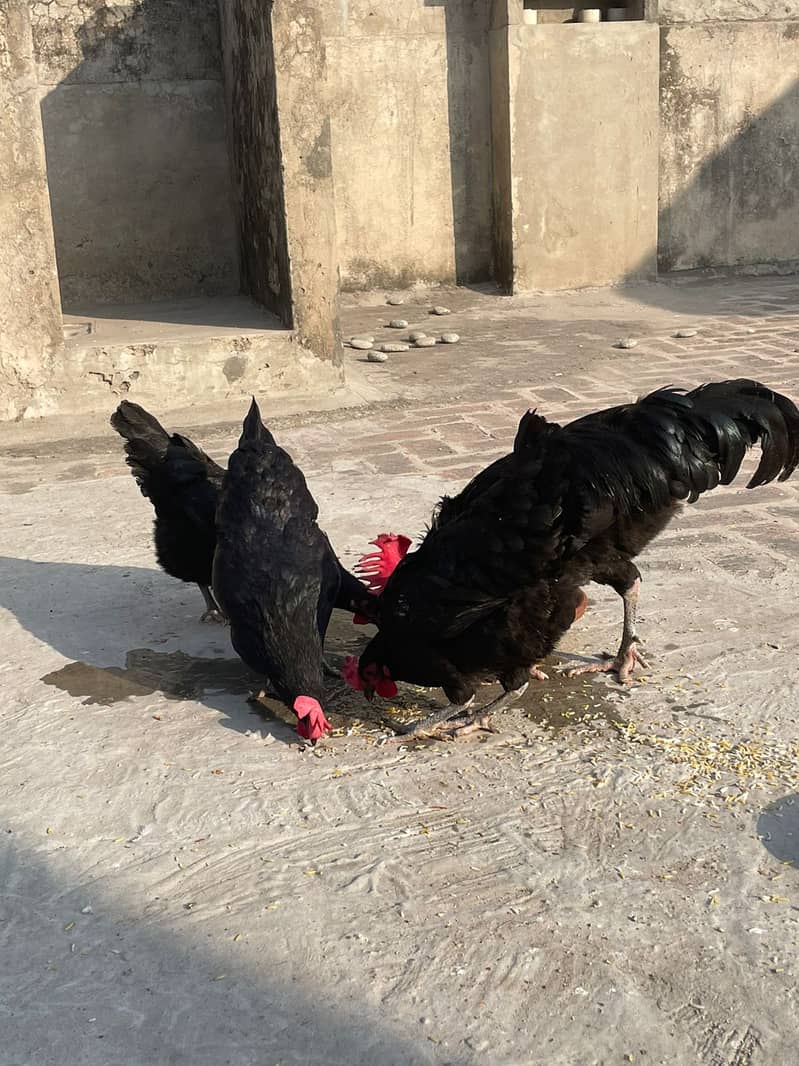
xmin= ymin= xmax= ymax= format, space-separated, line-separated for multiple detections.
xmin=213 ymin=399 xmax=346 ymax=706
xmin=111 ymin=400 xmax=372 ymax=615
xmin=361 ymin=379 xmax=799 ymax=704
xmin=110 ymin=401 xmax=224 ymax=587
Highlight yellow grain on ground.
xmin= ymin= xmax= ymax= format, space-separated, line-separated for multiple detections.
xmin=614 ymin=720 xmax=799 ymax=797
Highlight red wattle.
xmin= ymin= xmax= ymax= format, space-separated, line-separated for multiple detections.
xmin=293 ymin=696 xmax=332 ymax=741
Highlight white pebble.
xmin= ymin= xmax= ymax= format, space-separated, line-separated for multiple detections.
xmin=614 ymin=337 xmax=638 ymax=349
xmin=387 ymin=296 xmax=404 ymax=306
xmin=431 ymin=306 xmax=451 ymax=316
xmin=414 ymin=336 xmax=437 ymax=348
xmin=440 ymin=333 xmax=460 ymax=344
xmin=388 ymin=319 xmax=408 ymax=329
xmin=674 ymin=328 xmax=697 ymax=338
xmin=408 ymin=331 xmax=427 ymax=342
xmin=349 ymin=338 xmax=373 ymax=350
xmin=81 ymin=905 xmax=93 ymax=915
xmin=379 ymin=342 xmax=409 ymax=353
xmin=367 ymin=350 xmax=389 ymax=362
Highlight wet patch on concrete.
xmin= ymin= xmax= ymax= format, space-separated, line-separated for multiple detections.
xmin=39 ymin=617 xmax=628 ymax=739
xmin=519 ymin=662 xmax=628 ymax=732
xmin=41 ymin=649 xmax=257 ymax=706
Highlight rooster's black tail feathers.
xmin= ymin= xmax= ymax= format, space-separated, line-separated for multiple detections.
xmin=684 ymin=379 xmax=799 ymax=490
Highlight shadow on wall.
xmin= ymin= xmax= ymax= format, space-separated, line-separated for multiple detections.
xmin=427 ymin=9 xmax=799 ymax=308
xmin=626 ymin=73 xmax=799 ymax=314
xmin=35 ymin=0 xmax=240 ymax=309
xmin=424 ymin=0 xmax=494 ymax=287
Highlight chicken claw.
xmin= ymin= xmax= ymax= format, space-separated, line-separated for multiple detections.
xmin=392 ymin=696 xmax=475 ymax=738
xmin=426 ymin=714 xmax=499 ymax=740
xmin=199 ymin=585 xmax=226 ymax=624
xmin=565 ymin=643 xmax=649 ymax=684
xmin=247 ymin=687 xmax=276 ymax=704
xmin=397 ymin=682 xmax=529 ymax=739
xmin=322 ymin=658 xmax=342 ymax=679
xmin=564 ymin=577 xmax=647 ymax=684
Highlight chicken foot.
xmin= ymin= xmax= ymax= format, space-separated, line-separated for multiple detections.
xmin=565 ymin=577 xmax=648 ymax=684
xmin=323 ymin=658 xmax=343 ymax=679
xmin=392 ymin=695 xmax=475 ymax=737
xmin=396 ymin=682 xmax=530 ymax=739
xmin=199 ymin=584 xmax=226 ymax=624
xmin=247 ymin=686 xmax=277 ymax=703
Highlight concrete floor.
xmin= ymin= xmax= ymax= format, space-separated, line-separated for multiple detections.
xmin=1 ymin=276 xmax=798 ymax=1066
xmin=62 ymin=295 xmax=286 ymax=346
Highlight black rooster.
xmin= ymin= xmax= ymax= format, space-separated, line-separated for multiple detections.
xmin=345 ymin=380 xmax=799 ymax=736
xmin=213 ymin=398 xmax=370 ymax=743
xmin=111 ymin=401 xmax=226 ymax=621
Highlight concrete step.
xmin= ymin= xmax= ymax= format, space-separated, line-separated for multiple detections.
xmin=23 ymin=296 xmax=345 ymax=419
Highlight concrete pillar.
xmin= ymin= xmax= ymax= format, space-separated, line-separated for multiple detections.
xmin=271 ymin=3 xmax=340 ymax=361
xmin=219 ymin=0 xmax=340 ymax=363
xmin=0 ymin=0 xmax=63 ymax=420
xmin=489 ymin=0 xmax=660 ymax=292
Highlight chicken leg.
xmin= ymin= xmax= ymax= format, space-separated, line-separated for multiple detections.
xmin=199 ymin=584 xmax=226 ymax=624
xmin=323 ymin=658 xmax=343 ymax=679
xmin=395 ymin=682 xmax=530 ymax=739
xmin=566 ymin=576 xmax=648 ymax=684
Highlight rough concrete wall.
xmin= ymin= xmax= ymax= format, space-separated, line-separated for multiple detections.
xmin=658 ymin=2 xmax=796 ymax=22
xmin=508 ymin=23 xmax=660 ymax=290
xmin=218 ymin=0 xmax=292 ymax=324
xmin=325 ymin=1 xmax=492 ymax=290
xmin=659 ymin=22 xmax=799 ymax=273
xmin=0 ymin=1 xmax=64 ymax=421
xmin=32 ymin=0 xmax=238 ymax=306
xmin=270 ymin=4 xmax=341 ymax=361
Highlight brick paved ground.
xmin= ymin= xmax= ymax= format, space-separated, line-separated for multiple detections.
xmin=1 ymin=276 xmax=798 ymax=1066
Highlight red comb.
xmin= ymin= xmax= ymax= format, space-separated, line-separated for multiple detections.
xmin=341 ymin=656 xmax=397 ymax=699
xmin=354 ymin=533 xmax=412 ymax=595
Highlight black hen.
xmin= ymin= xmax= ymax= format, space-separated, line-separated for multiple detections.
xmin=112 ymin=401 xmax=373 ymax=628
xmin=110 ymin=401 xmax=226 ymax=621
xmin=213 ymin=399 xmax=359 ymax=743
xmin=347 ymin=379 xmax=799 ymax=735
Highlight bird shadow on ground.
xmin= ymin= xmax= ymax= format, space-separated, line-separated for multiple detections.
xmin=0 ymin=555 xmax=437 ymax=744
xmin=756 ymin=793 xmax=799 ymax=866
xmin=0 ymin=555 xmax=625 ymax=743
